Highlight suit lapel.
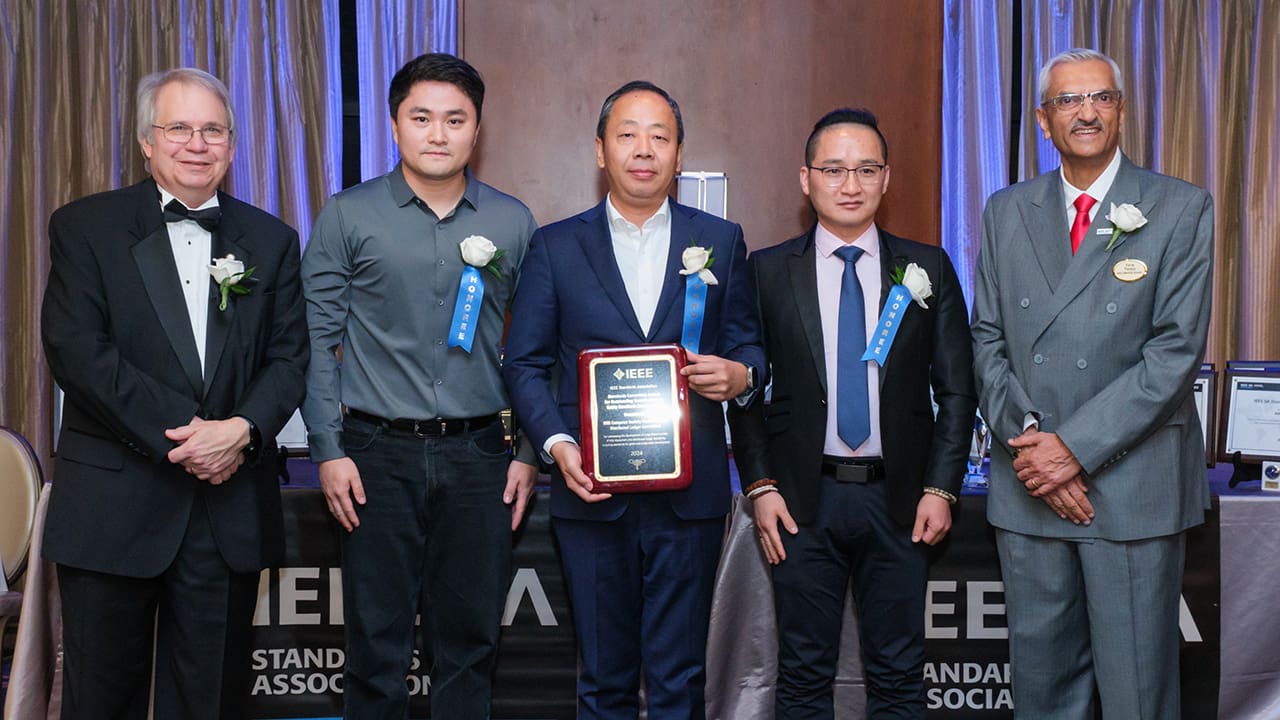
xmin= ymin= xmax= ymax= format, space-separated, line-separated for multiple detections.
xmin=787 ymin=231 xmax=828 ymax=393
xmin=1031 ymin=158 xmax=1156 ymax=341
xmin=577 ymin=203 xmax=646 ymax=340
xmin=1022 ymin=173 xmax=1071 ymax=294
xmin=1090 ymin=157 xmax=1157 ymax=256
xmin=877 ymin=232 xmax=898 ymax=313
xmin=130 ymin=183 xmax=204 ymax=397
xmin=648 ymin=203 xmax=692 ymax=343
xmin=203 ymin=194 xmax=248 ymax=397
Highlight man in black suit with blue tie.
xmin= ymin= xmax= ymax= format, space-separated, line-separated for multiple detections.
xmin=503 ymin=81 xmax=764 ymax=719
xmin=41 ymin=68 xmax=308 ymax=719
xmin=729 ymin=108 xmax=976 ymax=719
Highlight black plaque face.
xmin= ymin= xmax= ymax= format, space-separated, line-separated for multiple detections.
xmin=578 ymin=345 xmax=693 ymax=493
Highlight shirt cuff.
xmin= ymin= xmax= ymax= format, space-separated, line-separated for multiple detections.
xmin=308 ymin=431 xmax=344 ymax=464
xmin=542 ymin=433 xmax=576 ymax=464
xmin=1022 ymin=412 xmax=1040 ymax=431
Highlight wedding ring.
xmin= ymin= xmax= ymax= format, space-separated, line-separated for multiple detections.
xmin=1029 ymin=479 xmax=1039 ymax=490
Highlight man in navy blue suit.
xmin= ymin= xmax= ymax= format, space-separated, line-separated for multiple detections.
xmin=503 ymin=81 xmax=764 ymax=719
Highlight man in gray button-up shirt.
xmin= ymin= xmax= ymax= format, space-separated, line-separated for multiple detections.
xmin=301 ymin=53 xmax=538 ymax=719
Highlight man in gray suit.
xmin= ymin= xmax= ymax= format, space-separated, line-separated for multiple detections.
xmin=971 ymin=48 xmax=1213 ymax=719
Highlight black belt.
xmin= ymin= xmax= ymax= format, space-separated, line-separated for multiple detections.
xmin=821 ymin=455 xmax=885 ymax=484
xmin=345 ymin=409 xmax=500 ymax=437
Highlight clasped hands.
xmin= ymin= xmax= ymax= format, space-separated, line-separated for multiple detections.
xmin=165 ymin=416 xmax=251 ymax=485
xmin=1008 ymin=429 xmax=1094 ymax=525
xmin=552 ymin=352 xmax=750 ymax=503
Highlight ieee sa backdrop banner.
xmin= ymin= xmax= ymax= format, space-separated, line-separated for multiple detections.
xmin=247 ymin=489 xmax=1218 ymax=719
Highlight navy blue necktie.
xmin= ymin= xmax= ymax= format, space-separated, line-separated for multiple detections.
xmin=163 ymin=198 xmax=221 ymax=233
xmin=834 ymin=245 xmax=870 ymax=450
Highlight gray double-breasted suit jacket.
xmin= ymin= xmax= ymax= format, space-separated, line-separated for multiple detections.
xmin=972 ymin=154 xmax=1214 ymax=541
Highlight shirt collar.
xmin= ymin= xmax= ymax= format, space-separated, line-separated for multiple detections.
xmin=605 ymin=195 xmax=670 ymax=233
xmin=814 ymin=222 xmax=880 ymax=261
xmin=1060 ymin=147 xmax=1122 ymax=207
xmin=388 ymin=163 xmax=479 ymax=214
xmin=156 ymin=184 xmax=219 ymax=212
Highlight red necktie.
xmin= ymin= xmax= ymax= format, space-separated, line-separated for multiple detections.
xmin=1071 ymin=193 xmax=1096 ymax=255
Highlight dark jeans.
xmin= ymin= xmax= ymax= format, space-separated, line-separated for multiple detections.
xmin=339 ymin=414 xmax=513 ymax=719
xmin=772 ymin=474 xmax=928 ymax=720
xmin=58 ymin=496 xmax=258 ymax=720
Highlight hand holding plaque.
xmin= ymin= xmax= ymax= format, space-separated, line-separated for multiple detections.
xmin=578 ymin=344 xmax=693 ymax=493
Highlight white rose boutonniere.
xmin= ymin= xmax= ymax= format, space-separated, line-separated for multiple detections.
xmin=678 ymin=244 xmax=718 ymax=285
xmin=460 ymin=235 xmax=506 ymax=279
xmin=208 ymin=254 xmax=255 ymax=311
xmin=891 ymin=262 xmax=933 ymax=309
xmin=1104 ymin=202 xmax=1148 ymax=251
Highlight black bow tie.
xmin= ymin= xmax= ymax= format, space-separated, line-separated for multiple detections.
xmin=163 ymin=199 xmax=221 ymax=232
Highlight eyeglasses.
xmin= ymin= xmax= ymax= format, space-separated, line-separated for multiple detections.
xmin=1041 ymin=90 xmax=1123 ymax=113
xmin=151 ymin=123 xmax=232 ymax=145
xmin=807 ymin=164 xmax=886 ymax=187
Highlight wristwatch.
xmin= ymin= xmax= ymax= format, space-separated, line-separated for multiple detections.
xmin=745 ymin=364 xmax=759 ymax=392
xmin=240 ymin=415 xmax=262 ymax=457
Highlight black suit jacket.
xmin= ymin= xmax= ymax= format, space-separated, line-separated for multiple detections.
xmin=729 ymin=228 xmax=976 ymax=527
xmin=41 ymin=178 xmax=309 ymax=577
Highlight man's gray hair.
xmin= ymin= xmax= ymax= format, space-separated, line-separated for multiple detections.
xmin=136 ymin=68 xmax=235 ymax=143
xmin=1037 ymin=48 xmax=1125 ymax=104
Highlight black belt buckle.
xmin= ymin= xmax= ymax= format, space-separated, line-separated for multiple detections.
xmin=822 ymin=455 xmax=882 ymax=484
xmin=834 ymin=464 xmax=873 ymax=484
xmin=413 ymin=419 xmax=449 ymax=438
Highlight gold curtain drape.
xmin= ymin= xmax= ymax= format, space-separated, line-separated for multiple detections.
xmin=1016 ymin=0 xmax=1280 ymax=368
xmin=0 ymin=0 xmax=342 ymax=463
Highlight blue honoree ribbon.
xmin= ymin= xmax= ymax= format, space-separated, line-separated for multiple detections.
xmin=681 ymin=273 xmax=708 ymax=354
xmin=861 ymin=285 xmax=912 ymax=365
xmin=448 ymin=266 xmax=484 ymax=353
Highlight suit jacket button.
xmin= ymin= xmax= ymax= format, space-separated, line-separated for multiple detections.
xmin=1020 ymin=298 xmax=1030 ymax=308
xmin=1106 ymin=302 xmax=1118 ymax=314
xmin=1033 ymin=353 xmax=1044 ymax=364
xmin=1077 ymin=359 xmax=1088 ymax=369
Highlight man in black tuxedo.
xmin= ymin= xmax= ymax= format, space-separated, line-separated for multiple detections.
xmin=40 ymin=67 xmax=308 ymax=719
xmin=729 ymin=108 xmax=976 ymax=719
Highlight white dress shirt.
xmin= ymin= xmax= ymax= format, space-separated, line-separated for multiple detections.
xmin=158 ymin=186 xmax=217 ymax=375
xmin=1061 ymin=147 xmax=1122 ymax=232
xmin=605 ymin=196 xmax=672 ymax=336
xmin=814 ymin=222 xmax=883 ymax=457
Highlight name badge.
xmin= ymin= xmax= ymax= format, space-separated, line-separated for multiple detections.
xmin=1112 ymin=259 xmax=1148 ymax=282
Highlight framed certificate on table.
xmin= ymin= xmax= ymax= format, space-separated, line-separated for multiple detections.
xmin=578 ymin=344 xmax=693 ymax=493
xmin=1218 ymin=370 xmax=1280 ymax=463
xmin=1193 ymin=365 xmax=1216 ymax=467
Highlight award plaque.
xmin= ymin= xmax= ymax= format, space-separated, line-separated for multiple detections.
xmin=1219 ymin=369 xmax=1280 ymax=463
xmin=578 ymin=344 xmax=693 ymax=493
